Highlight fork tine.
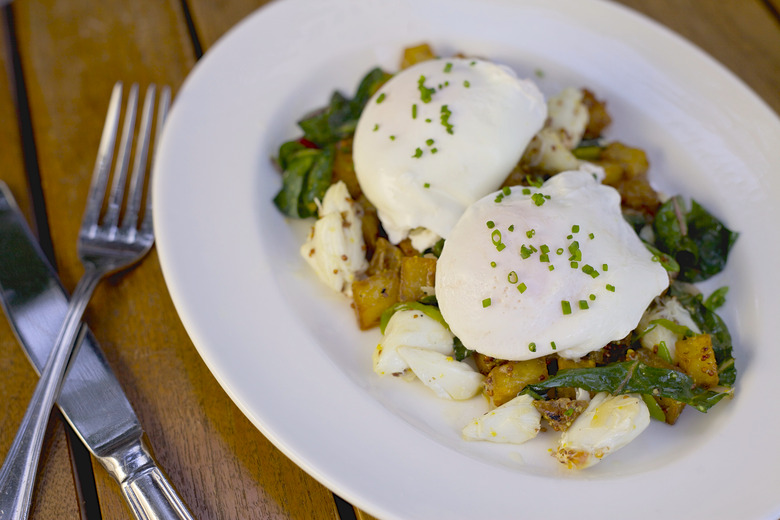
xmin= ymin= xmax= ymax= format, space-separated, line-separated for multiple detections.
xmin=82 ymin=82 xmax=123 ymax=233
xmin=103 ymin=83 xmax=139 ymax=231
xmin=139 ymin=85 xmax=171 ymax=236
xmin=122 ymin=85 xmax=156 ymax=232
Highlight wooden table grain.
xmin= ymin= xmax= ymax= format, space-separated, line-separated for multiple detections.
xmin=0 ymin=1 xmax=777 ymax=519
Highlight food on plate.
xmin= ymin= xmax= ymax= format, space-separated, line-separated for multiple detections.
xmin=271 ymin=43 xmax=738 ymax=468
xmin=352 ymin=57 xmax=546 ymax=251
xmin=436 ymin=168 xmax=669 ymax=362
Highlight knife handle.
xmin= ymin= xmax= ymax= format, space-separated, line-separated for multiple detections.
xmin=100 ymin=439 xmax=194 ymax=520
xmin=122 ymin=466 xmax=195 ymax=520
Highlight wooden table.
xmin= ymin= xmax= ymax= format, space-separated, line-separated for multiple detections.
xmin=0 ymin=1 xmax=777 ymax=518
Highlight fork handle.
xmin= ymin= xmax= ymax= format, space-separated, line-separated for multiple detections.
xmin=0 ymin=266 xmax=102 ymax=520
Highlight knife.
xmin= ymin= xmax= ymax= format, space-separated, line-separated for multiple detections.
xmin=0 ymin=182 xmax=194 ymax=520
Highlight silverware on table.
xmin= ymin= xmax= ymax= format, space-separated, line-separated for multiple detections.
xmin=0 ymin=84 xmax=193 ymax=520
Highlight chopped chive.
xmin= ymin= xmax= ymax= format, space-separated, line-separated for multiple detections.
xmin=376 ymin=93 xmax=386 ymax=104
xmin=389 ymin=135 xmax=396 ymax=141
xmin=373 ymin=123 xmax=379 ymax=131
xmin=551 ymin=341 xmax=557 ymax=350
xmin=520 ymin=245 xmax=534 ymax=259
xmin=531 ymin=193 xmax=546 ymax=206
xmin=526 ymin=229 xmax=535 ymax=239
xmin=444 ymin=62 xmax=453 ymax=73
xmin=556 ymin=248 xmax=564 ymax=255
xmin=528 ymin=342 xmax=536 ymax=352
xmin=572 ymin=225 xmax=580 ymax=233
xmin=482 ymin=298 xmax=492 ymax=308
xmin=502 ymin=186 xmax=511 ymax=196
xmin=522 ymin=188 xmax=531 ymax=195
xmin=540 ymin=244 xmax=550 ymax=254
xmin=490 ymin=261 xmax=497 ymax=268
xmin=606 ymin=284 xmax=616 ymax=292
xmin=579 ymin=300 xmax=589 ymax=310
xmin=582 ymin=264 xmax=599 ymax=278
xmin=508 ymin=224 xmax=515 ymax=232
xmin=426 ymin=138 xmax=435 ymax=146
xmin=589 ymin=233 xmax=595 ymax=239
xmin=463 ymin=80 xmax=471 ymax=88
xmin=589 ymin=294 xmax=596 ymax=301
xmin=413 ymin=148 xmax=423 ymax=158
xmin=412 ymin=103 xmax=418 ymax=119
xmin=507 ymin=271 xmax=518 ymax=284
xmin=517 ymin=282 xmax=527 ymax=294
xmin=539 ymin=253 xmax=550 ymax=263
xmin=548 ymin=265 xmax=555 ymax=271
xmin=570 ymin=261 xmax=578 ymax=269
xmin=486 ymin=220 xmax=495 ymax=229
xmin=423 ymin=182 xmax=431 ymax=188
xmin=561 ymin=300 xmax=572 ymax=315
xmin=431 ymin=148 xmax=438 ymax=154
xmin=603 ymin=263 xmax=609 ymax=271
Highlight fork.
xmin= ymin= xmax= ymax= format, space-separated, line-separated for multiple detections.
xmin=0 ymin=82 xmax=170 ymax=520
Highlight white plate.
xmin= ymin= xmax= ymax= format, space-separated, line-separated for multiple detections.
xmin=153 ymin=0 xmax=780 ymax=518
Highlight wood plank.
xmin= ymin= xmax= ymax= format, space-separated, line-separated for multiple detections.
xmin=187 ymin=0 xmax=272 ymax=49
xmin=0 ymin=10 xmax=81 ymax=519
xmin=615 ymin=0 xmax=780 ymax=115
xmin=12 ymin=0 xmax=338 ymax=518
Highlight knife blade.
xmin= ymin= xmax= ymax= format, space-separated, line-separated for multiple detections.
xmin=0 ymin=181 xmax=194 ymax=520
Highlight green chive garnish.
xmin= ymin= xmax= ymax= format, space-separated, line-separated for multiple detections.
xmin=606 ymin=284 xmax=616 ymax=292
xmin=376 ymin=93 xmax=386 ymax=104
xmin=561 ymin=300 xmax=572 ymax=315
xmin=482 ymin=298 xmax=492 ymax=308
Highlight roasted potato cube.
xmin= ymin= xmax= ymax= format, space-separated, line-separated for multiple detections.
xmin=658 ymin=396 xmax=686 ymax=425
xmin=401 ymin=43 xmax=436 ymax=69
xmin=598 ymin=142 xmax=649 ymax=180
xmin=357 ymin=195 xmax=381 ymax=259
xmin=484 ymin=358 xmax=548 ymax=407
xmin=581 ymin=89 xmax=612 ymax=139
xmin=399 ymin=256 xmax=437 ymax=302
xmin=676 ymin=334 xmax=719 ymax=388
xmin=332 ymin=138 xmax=361 ymax=199
xmin=474 ymin=354 xmax=503 ymax=376
xmin=367 ymin=238 xmax=403 ymax=276
xmin=618 ymin=176 xmax=660 ymax=215
xmin=352 ymin=270 xmax=400 ymax=330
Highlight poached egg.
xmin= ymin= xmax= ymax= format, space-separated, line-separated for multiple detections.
xmin=353 ymin=58 xmax=546 ymax=251
xmin=435 ymin=168 xmax=669 ymax=361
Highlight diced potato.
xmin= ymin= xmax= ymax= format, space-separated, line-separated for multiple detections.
xmin=366 ymin=238 xmax=403 ymax=276
xmin=597 ymin=142 xmax=649 ymax=181
xmin=556 ymin=356 xmax=596 ymax=371
xmin=352 ymin=270 xmax=400 ymax=329
xmin=357 ymin=195 xmax=381 ymax=259
xmin=676 ymin=334 xmax=719 ymax=388
xmin=550 ymin=356 xmax=595 ymax=400
xmin=332 ymin=138 xmax=361 ymax=199
xmin=581 ymin=89 xmax=612 ymax=139
xmin=399 ymin=256 xmax=437 ymax=302
xmin=657 ymin=396 xmax=686 ymax=425
xmin=617 ymin=176 xmax=660 ymax=215
xmin=401 ymin=43 xmax=436 ymax=69
xmin=474 ymin=353 xmax=503 ymax=376
xmin=484 ymin=358 xmax=548 ymax=407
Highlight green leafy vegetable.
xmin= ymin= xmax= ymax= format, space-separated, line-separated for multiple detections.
xmin=704 ymin=286 xmax=729 ymax=311
xmin=453 ymin=337 xmax=474 ymax=361
xmin=652 ymin=196 xmax=738 ymax=282
xmin=298 ymin=67 xmax=391 ymax=147
xmin=273 ymin=67 xmax=391 ymax=218
xmin=523 ymin=360 xmax=731 ymax=412
xmin=273 ymin=146 xmax=333 ymax=218
xmin=669 ymin=282 xmax=736 ymax=385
